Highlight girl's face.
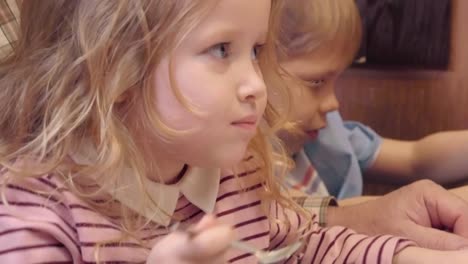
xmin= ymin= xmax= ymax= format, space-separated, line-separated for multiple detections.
xmin=150 ymin=0 xmax=270 ymax=168
xmin=279 ymin=45 xmax=346 ymax=154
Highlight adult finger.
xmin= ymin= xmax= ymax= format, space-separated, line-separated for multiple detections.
xmin=421 ymin=182 xmax=468 ymax=239
xmin=405 ymin=221 xmax=468 ymax=250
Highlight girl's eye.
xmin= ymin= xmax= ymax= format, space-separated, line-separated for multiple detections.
xmin=208 ymin=43 xmax=230 ymax=59
xmin=308 ymin=79 xmax=326 ymax=88
xmin=251 ymin=44 xmax=264 ymax=60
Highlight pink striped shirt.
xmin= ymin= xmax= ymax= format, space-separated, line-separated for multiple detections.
xmin=0 ymin=158 xmax=414 ymax=263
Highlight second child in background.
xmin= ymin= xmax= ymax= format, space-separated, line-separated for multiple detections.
xmin=278 ymin=0 xmax=468 ymax=200
xmin=276 ymin=0 xmax=468 ymax=253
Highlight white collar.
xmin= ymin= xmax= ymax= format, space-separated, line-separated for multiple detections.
xmin=71 ymin=146 xmax=220 ymax=227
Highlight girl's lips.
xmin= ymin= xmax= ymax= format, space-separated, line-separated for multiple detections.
xmin=231 ymin=115 xmax=258 ymax=131
xmin=231 ymin=122 xmax=256 ymax=131
xmin=306 ymin=130 xmax=319 ymax=140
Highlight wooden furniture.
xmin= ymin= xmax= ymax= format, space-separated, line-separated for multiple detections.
xmin=336 ymin=0 xmax=468 ymax=194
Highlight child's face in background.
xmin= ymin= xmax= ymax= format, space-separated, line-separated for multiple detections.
xmin=279 ymin=46 xmax=347 ymax=154
xmin=150 ymin=0 xmax=270 ymax=168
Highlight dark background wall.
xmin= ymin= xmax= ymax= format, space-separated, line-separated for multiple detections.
xmin=354 ymin=0 xmax=451 ymax=70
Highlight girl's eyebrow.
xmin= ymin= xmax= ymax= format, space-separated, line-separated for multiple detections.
xmin=196 ymin=27 xmax=239 ymax=42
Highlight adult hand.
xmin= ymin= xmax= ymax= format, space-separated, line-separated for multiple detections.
xmin=328 ymin=180 xmax=468 ymax=250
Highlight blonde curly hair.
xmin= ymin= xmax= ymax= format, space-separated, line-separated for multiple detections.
xmin=0 ymin=1 xmax=310 ymax=259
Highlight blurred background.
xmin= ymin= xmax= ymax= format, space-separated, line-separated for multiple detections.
xmin=337 ymin=0 xmax=468 ymax=193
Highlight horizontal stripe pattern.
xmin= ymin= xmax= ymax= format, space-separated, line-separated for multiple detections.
xmin=0 ymin=158 xmax=413 ymax=263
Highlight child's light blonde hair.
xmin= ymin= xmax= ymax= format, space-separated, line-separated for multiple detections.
xmin=278 ymin=0 xmax=362 ymax=65
xmin=0 ymin=0 xmax=303 ymax=260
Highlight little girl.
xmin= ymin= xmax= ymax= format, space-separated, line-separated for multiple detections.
xmin=0 ymin=0 xmax=459 ymax=263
